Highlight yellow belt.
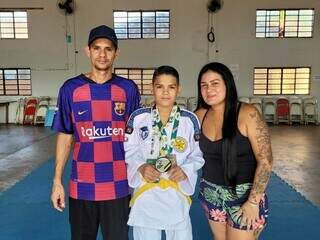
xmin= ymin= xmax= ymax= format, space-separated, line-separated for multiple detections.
xmin=130 ymin=178 xmax=192 ymax=207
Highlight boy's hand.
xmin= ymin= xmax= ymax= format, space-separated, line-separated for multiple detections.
xmin=138 ymin=163 xmax=161 ymax=182
xmin=168 ymin=166 xmax=187 ymax=182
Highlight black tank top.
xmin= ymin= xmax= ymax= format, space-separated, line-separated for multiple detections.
xmin=199 ymin=104 xmax=257 ymax=185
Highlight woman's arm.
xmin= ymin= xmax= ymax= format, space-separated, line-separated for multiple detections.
xmin=245 ymin=105 xmax=273 ymax=204
xmin=235 ymin=104 xmax=273 ymax=229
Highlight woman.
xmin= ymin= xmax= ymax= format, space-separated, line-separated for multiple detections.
xmin=195 ymin=62 xmax=272 ymax=240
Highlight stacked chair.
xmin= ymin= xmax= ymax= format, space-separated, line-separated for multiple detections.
xmin=303 ymin=97 xmax=318 ymax=125
xmin=15 ymin=98 xmax=26 ymax=124
xmin=34 ymin=96 xmax=50 ymax=125
xmin=250 ymin=97 xmax=263 ymax=114
xmin=176 ymin=97 xmax=188 ymax=109
xmin=262 ymin=97 xmax=277 ymax=124
xmin=238 ymin=97 xmax=250 ymax=103
xmin=15 ymin=96 xmax=53 ymax=125
xmin=44 ymin=98 xmax=57 ymax=127
xmin=276 ymin=97 xmax=290 ymax=124
xmin=233 ymin=95 xmax=318 ymax=125
xmin=23 ymin=97 xmax=38 ymax=125
xmin=187 ymin=97 xmax=197 ymax=112
xmin=289 ymin=97 xmax=303 ymax=124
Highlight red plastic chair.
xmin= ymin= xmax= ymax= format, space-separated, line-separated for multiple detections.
xmin=276 ymin=98 xmax=290 ymax=124
xmin=23 ymin=97 xmax=38 ymax=125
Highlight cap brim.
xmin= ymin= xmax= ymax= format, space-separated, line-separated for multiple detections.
xmin=88 ymin=35 xmax=117 ymax=47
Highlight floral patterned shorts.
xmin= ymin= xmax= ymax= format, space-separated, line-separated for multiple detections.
xmin=198 ymin=178 xmax=268 ymax=230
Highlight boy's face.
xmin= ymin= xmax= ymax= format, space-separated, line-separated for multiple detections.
xmin=153 ymin=74 xmax=181 ymax=108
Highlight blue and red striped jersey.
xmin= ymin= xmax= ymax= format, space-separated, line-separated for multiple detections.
xmin=52 ymin=74 xmax=140 ymax=201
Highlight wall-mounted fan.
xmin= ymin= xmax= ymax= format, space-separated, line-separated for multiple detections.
xmin=206 ymin=0 xmax=223 ymax=43
xmin=57 ymin=0 xmax=74 ymax=14
xmin=207 ymin=0 xmax=222 ymax=13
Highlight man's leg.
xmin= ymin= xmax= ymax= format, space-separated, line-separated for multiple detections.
xmin=69 ymin=197 xmax=99 ymax=240
xmin=100 ymin=195 xmax=130 ymax=240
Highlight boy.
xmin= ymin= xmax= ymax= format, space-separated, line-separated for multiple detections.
xmin=124 ymin=66 xmax=204 ymax=240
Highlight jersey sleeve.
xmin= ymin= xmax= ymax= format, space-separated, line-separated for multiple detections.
xmin=127 ymin=83 xmax=141 ymax=116
xmin=51 ymin=85 xmax=73 ymax=134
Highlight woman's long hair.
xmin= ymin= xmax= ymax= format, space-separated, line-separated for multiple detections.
xmin=196 ymin=62 xmax=239 ymax=187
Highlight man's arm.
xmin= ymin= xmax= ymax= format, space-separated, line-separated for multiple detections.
xmin=51 ymin=132 xmax=73 ymax=212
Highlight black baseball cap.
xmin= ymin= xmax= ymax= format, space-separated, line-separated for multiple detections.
xmin=88 ymin=25 xmax=118 ymax=48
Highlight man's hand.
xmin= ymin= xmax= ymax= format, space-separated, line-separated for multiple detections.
xmin=138 ymin=164 xmax=161 ymax=182
xmin=51 ymin=181 xmax=65 ymax=212
xmin=168 ymin=166 xmax=187 ymax=182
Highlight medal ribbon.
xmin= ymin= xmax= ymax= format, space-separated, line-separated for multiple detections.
xmin=151 ymin=105 xmax=180 ymax=157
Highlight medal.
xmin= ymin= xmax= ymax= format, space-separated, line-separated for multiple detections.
xmin=172 ymin=137 xmax=187 ymax=153
xmin=155 ymin=157 xmax=172 ymax=173
xmin=148 ymin=105 xmax=180 ymax=173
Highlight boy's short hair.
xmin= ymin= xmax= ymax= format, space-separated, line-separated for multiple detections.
xmin=152 ymin=65 xmax=179 ymax=85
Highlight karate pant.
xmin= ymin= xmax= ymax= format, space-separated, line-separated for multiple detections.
xmin=132 ymin=221 xmax=192 ymax=240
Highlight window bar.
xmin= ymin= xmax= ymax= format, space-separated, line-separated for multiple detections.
xmin=155 ymin=11 xmax=158 ymax=38
xmin=266 ymin=68 xmax=269 ymax=95
xmin=13 ymin=12 xmax=16 ymax=39
xmin=139 ymin=11 xmax=142 ymax=39
xmin=280 ymin=68 xmax=283 ymax=94
xmin=126 ymin=12 xmax=129 ymax=39
xmin=1 ymin=71 xmax=5 ymax=95
xmin=297 ymin=10 xmax=301 ymax=37
xmin=293 ymin=68 xmax=297 ymax=94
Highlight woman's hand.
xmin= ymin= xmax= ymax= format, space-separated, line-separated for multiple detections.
xmin=235 ymin=200 xmax=260 ymax=230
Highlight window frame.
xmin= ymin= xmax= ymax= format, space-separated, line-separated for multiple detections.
xmin=113 ymin=10 xmax=170 ymax=40
xmin=253 ymin=67 xmax=311 ymax=95
xmin=0 ymin=10 xmax=29 ymax=39
xmin=0 ymin=68 xmax=32 ymax=96
xmin=255 ymin=8 xmax=314 ymax=38
xmin=114 ymin=67 xmax=155 ymax=95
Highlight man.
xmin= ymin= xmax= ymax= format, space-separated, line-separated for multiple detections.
xmin=51 ymin=25 xmax=140 ymax=240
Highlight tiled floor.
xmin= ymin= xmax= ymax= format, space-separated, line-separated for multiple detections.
xmin=0 ymin=124 xmax=319 ymax=207
xmin=0 ymin=125 xmax=55 ymax=192
xmin=269 ymin=125 xmax=320 ymax=207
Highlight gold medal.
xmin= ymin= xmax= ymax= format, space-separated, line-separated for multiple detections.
xmin=155 ymin=157 xmax=172 ymax=173
xmin=172 ymin=137 xmax=187 ymax=153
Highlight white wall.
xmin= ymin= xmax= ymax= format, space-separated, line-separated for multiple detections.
xmin=0 ymin=0 xmax=319 ymax=122
xmin=209 ymin=0 xmax=320 ymax=99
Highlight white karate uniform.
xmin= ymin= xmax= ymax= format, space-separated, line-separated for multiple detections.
xmin=124 ymin=107 xmax=204 ymax=240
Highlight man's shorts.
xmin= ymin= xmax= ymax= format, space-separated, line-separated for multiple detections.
xmin=69 ymin=195 xmax=130 ymax=240
xmin=198 ymin=178 xmax=268 ymax=231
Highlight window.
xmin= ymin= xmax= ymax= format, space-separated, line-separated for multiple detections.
xmin=256 ymin=9 xmax=314 ymax=38
xmin=113 ymin=10 xmax=170 ymax=39
xmin=254 ymin=67 xmax=310 ymax=95
xmin=0 ymin=11 xmax=28 ymax=39
xmin=115 ymin=68 xmax=154 ymax=95
xmin=0 ymin=68 xmax=32 ymax=95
